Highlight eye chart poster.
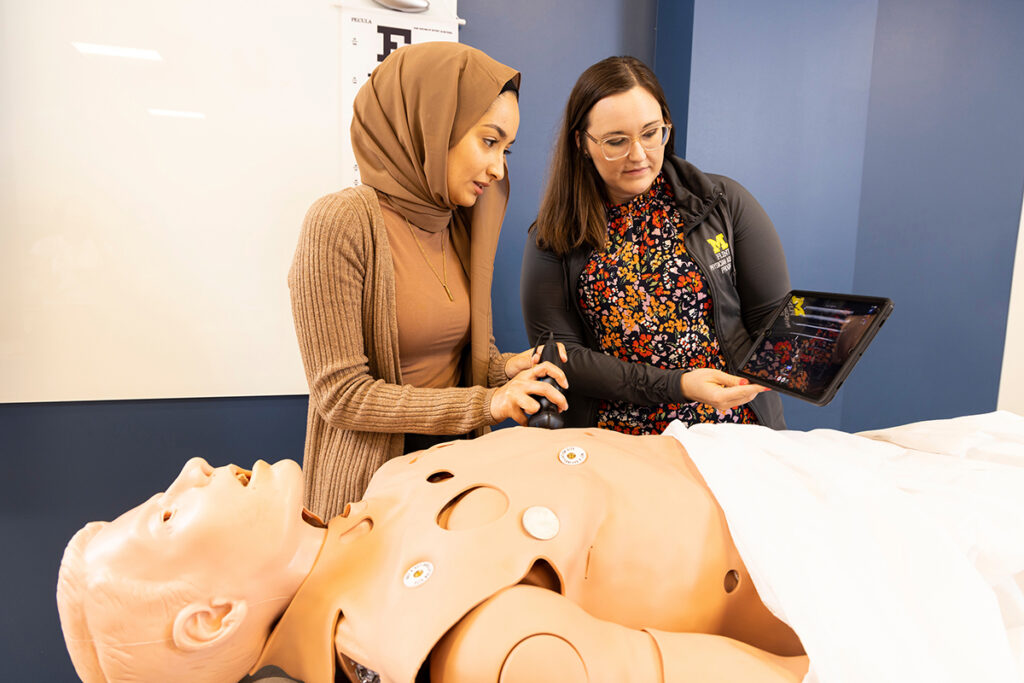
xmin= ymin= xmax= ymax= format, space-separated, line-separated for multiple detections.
xmin=337 ymin=1 xmax=459 ymax=189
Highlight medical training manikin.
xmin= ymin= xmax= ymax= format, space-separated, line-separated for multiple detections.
xmin=59 ymin=412 xmax=1024 ymax=682
xmin=57 ymin=426 xmax=808 ymax=683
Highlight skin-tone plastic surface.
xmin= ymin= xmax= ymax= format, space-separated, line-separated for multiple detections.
xmin=432 ymin=586 xmax=806 ymax=683
xmin=57 ymin=427 xmax=807 ymax=683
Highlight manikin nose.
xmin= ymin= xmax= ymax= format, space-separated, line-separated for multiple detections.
xmin=164 ymin=457 xmax=214 ymax=496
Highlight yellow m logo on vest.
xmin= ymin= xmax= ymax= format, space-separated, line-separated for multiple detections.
xmin=792 ymin=296 xmax=805 ymax=317
xmin=706 ymin=233 xmax=729 ymax=254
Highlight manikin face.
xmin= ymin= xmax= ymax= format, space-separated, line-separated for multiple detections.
xmin=84 ymin=457 xmax=313 ymax=597
xmin=582 ymin=86 xmax=668 ymax=205
xmin=446 ymin=91 xmax=519 ymax=207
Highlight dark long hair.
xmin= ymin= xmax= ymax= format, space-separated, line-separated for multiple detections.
xmin=533 ymin=56 xmax=675 ymax=255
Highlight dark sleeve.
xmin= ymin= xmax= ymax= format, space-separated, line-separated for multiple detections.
xmin=520 ymin=232 xmax=687 ymax=405
xmin=721 ymin=177 xmax=792 ymax=335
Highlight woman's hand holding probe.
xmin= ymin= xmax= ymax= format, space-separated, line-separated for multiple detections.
xmin=504 ymin=343 xmax=568 ymax=378
xmin=492 ymin=347 xmax=569 ymax=425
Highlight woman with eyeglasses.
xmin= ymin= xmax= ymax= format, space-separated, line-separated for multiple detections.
xmin=522 ymin=56 xmax=790 ymax=434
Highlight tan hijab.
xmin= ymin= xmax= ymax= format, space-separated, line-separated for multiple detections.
xmin=351 ymin=42 xmax=520 ymax=389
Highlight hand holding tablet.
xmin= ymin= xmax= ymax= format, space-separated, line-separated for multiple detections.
xmin=737 ymin=291 xmax=893 ymax=406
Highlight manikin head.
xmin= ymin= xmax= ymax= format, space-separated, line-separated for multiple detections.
xmin=56 ymin=458 xmax=324 ymax=683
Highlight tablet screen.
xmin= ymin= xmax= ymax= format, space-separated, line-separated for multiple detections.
xmin=739 ymin=293 xmax=890 ymax=403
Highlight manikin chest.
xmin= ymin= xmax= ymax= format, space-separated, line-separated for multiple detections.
xmin=257 ymin=427 xmax=747 ymax=683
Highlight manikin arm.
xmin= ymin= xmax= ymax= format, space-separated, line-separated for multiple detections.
xmin=430 ymin=585 xmax=808 ymax=683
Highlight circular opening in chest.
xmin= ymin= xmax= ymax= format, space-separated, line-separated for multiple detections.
xmin=724 ymin=569 xmax=741 ymax=593
xmin=436 ymin=486 xmax=509 ymax=531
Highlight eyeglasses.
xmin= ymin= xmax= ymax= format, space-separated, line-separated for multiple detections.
xmin=581 ymin=124 xmax=672 ymax=161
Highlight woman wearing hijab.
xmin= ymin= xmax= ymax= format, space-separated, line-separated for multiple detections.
xmin=291 ymin=42 xmax=567 ymax=520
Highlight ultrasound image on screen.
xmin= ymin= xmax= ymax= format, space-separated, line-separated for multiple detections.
xmin=741 ymin=295 xmax=883 ymax=399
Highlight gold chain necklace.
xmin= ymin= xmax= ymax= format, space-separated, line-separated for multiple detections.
xmin=403 ymin=215 xmax=453 ymax=302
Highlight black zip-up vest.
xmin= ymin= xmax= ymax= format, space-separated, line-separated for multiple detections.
xmin=540 ymin=156 xmax=786 ymax=429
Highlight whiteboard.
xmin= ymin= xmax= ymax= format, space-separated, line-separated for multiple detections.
xmin=0 ymin=0 xmax=457 ymax=403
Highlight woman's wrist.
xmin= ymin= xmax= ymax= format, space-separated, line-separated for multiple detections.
xmin=484 ymin=387 xmax=499 ymax=423
xmin=677 ymin=369 xmax=692 ymax=402
xmin=503 ymin=350 xmax=529 ymax=380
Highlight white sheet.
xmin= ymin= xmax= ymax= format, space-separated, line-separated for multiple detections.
xmin=664 ymin=411 xmax=1024 ymax=683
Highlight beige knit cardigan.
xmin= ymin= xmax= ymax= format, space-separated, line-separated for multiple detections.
xmin=290 ymin=185 xmax=515 ymax=520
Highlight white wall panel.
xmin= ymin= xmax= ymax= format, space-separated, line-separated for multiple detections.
xmin=1 ymin=1 xmax=341 ymax=401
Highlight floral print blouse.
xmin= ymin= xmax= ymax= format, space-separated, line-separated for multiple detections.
xmin=577 ymin=173 xmax=757 ymax=434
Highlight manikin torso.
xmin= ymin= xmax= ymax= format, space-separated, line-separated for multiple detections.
xmin=253 ymin=427 xmax=803 ymax=683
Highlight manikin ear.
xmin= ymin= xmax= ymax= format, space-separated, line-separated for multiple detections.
xmin=172 ymin=598 xmax=248 ymax=652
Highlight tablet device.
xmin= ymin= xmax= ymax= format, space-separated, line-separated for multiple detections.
xmin=737 ymin=291 xmax=893 ymax=406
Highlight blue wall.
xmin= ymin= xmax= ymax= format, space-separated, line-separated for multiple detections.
xmin=683 ymin=0 xmax=880 ymax=430
xmin=0 ymin=0 xmax=658 ymax=678
xmin=678 ymin=0 xmax=1023 ymax=431
xmin=845 ymin=0 xmax=1024 ymax=429
xmin=653 ymin=0 xmax=695 ymax=158
xmin=462 ymin=0 xmax=657 ymax=354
